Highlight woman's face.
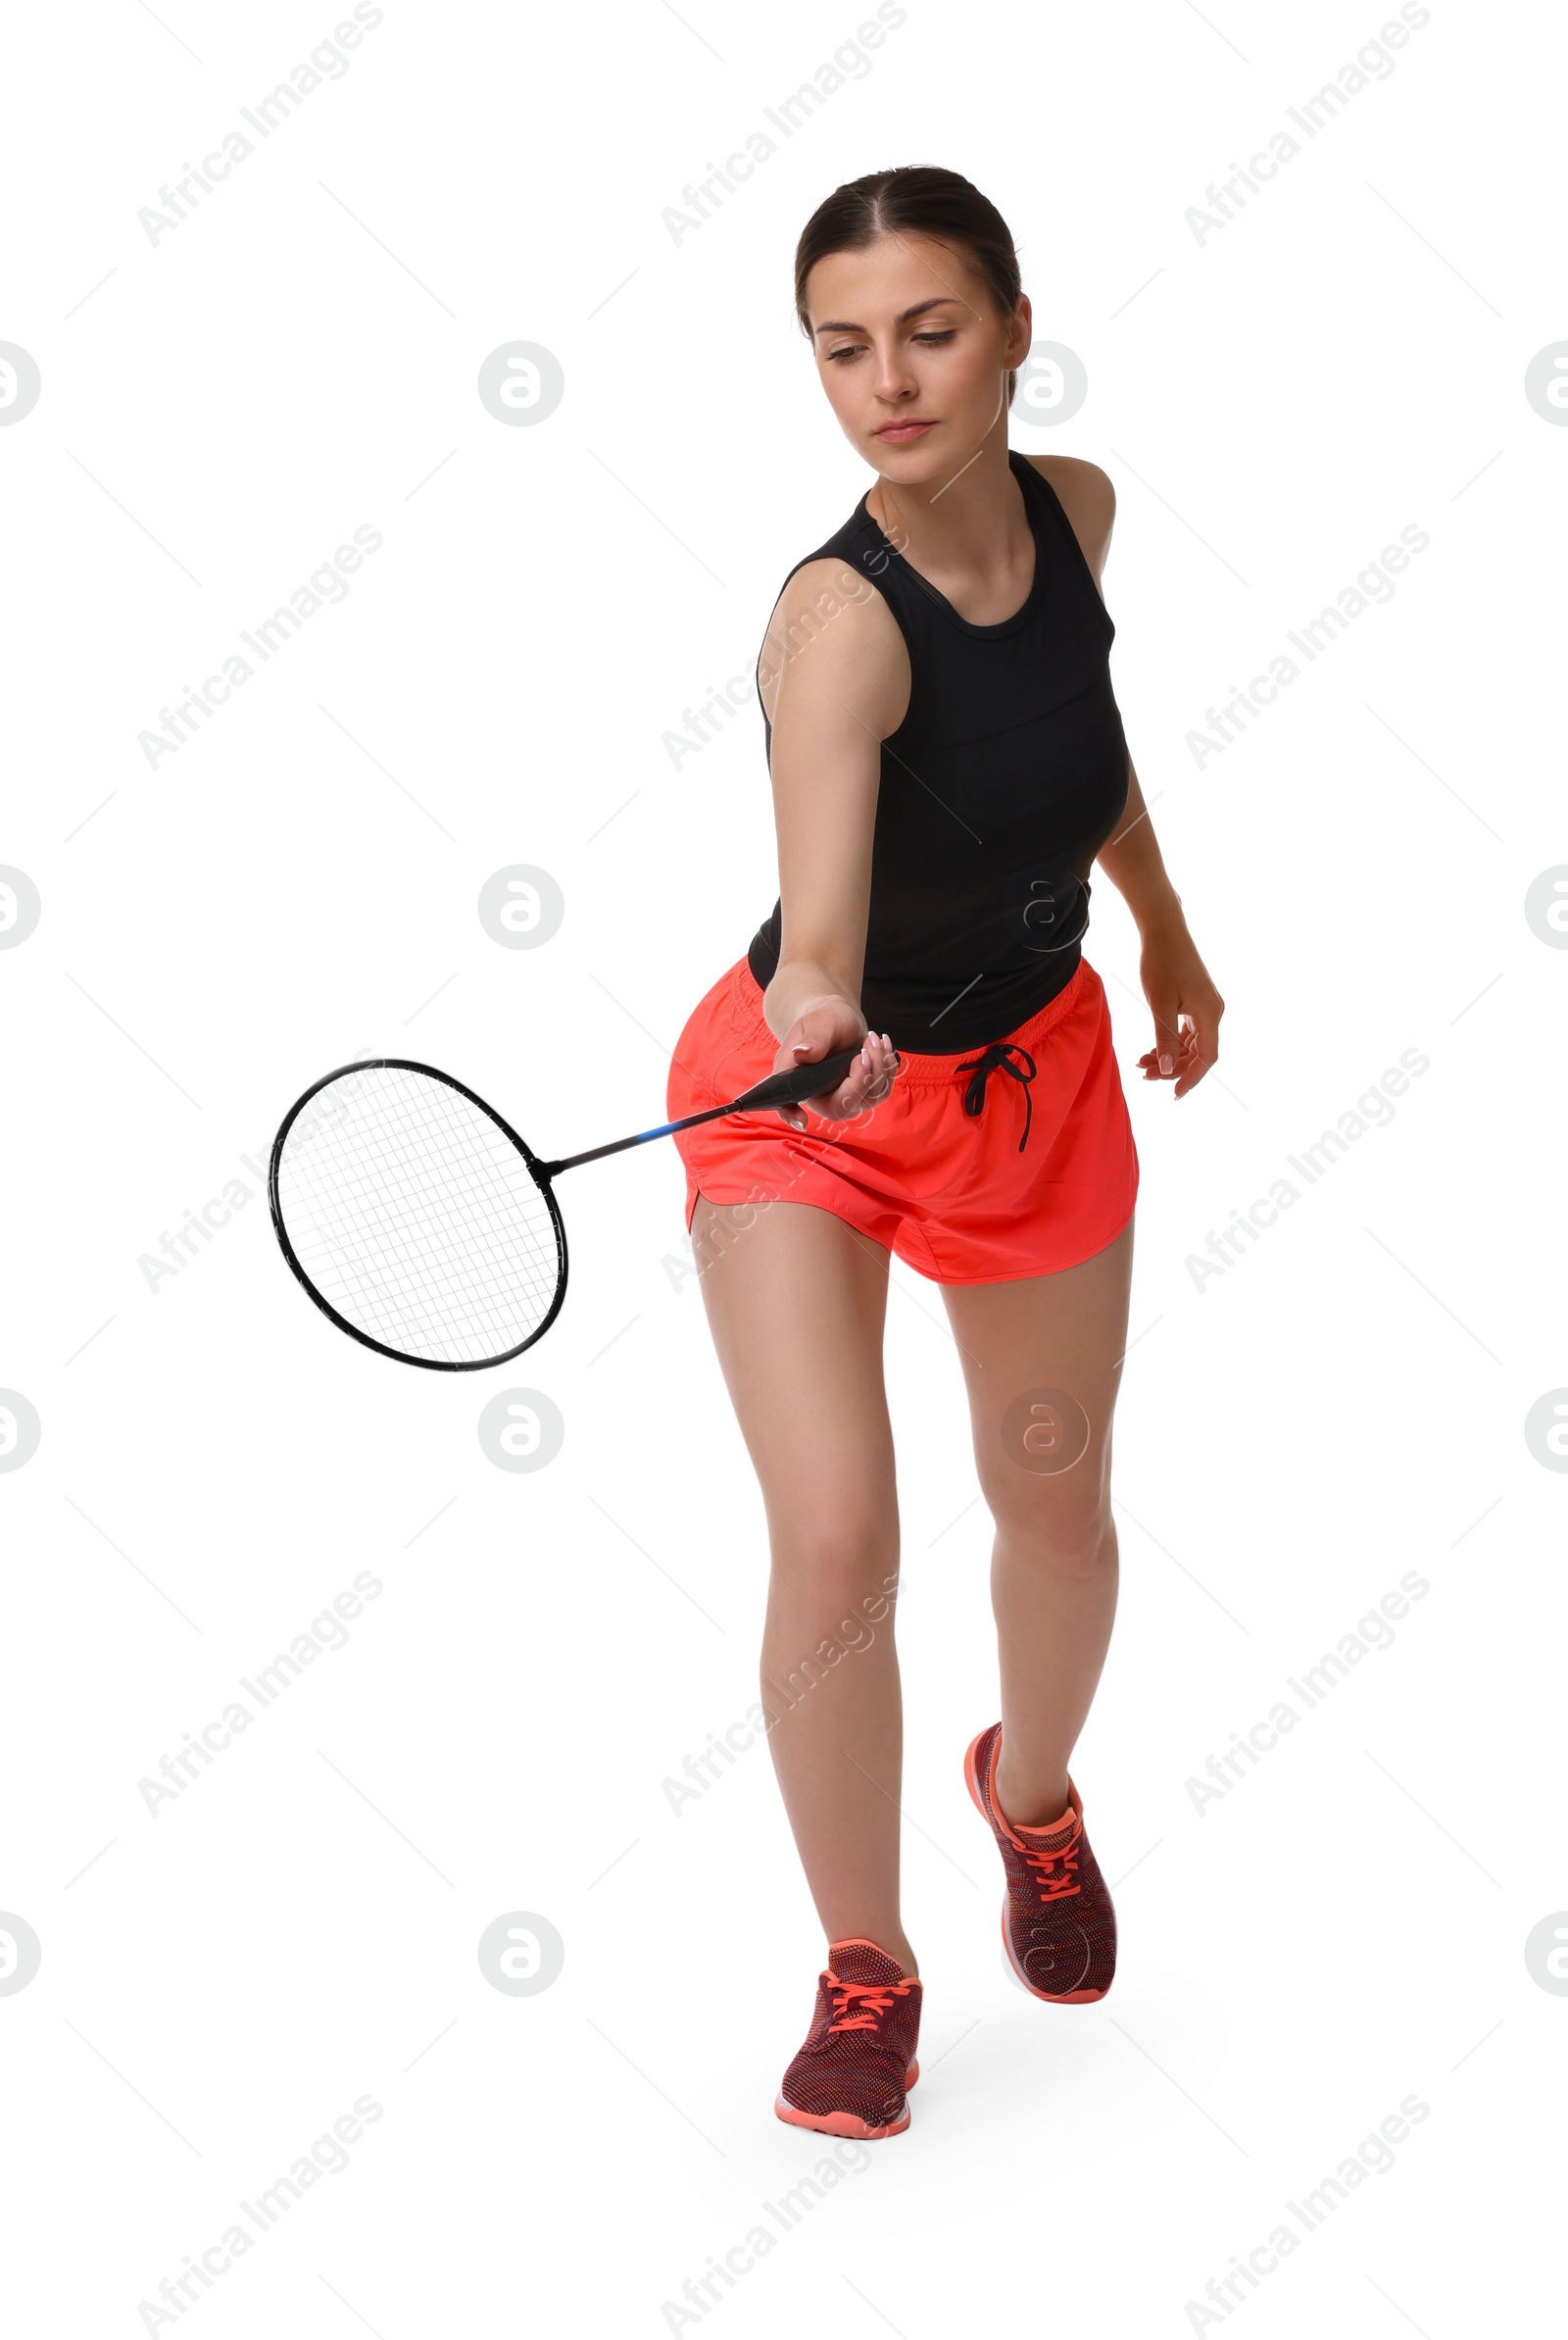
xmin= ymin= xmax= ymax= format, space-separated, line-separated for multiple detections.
xmin=804 ymin=232 xmax=1031 ymax=473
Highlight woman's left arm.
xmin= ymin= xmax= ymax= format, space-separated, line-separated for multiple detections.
xmin=1095 ymin=762 xmax=1224 ymax=1099
xmin=1028 ymin=453 xmax=1225 ymax=1101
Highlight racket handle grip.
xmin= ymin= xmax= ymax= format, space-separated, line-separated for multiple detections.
xmin=732 ymin=1042 xmax=897 ymax=1114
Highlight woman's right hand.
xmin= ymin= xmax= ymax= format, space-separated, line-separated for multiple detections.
xmin=772 ymin=996 xmax=901 ymax=1130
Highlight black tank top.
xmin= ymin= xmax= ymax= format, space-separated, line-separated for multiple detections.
xmin=746 ymin=448 xmax=1130 ymax=1055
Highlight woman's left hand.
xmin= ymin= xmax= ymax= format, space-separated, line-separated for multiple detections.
xmin=1135 ymin=920 xmax=1224 ymax=1098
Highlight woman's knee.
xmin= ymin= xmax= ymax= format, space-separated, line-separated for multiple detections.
xmin=766 ymin=1507 xmax=900 ymax=1613
xmin=983 ymin=1474 xmax=1116 ymax=1578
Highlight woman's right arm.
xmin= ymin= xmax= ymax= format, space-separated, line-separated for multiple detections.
xmin=756 ymin=557 xmax=908 ymax=1128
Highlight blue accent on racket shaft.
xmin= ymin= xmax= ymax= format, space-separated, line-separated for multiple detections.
xmin=537 ymin=1042 xmax=876 ymax=1181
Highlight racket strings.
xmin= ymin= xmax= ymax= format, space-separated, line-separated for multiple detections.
xmin=315 ymin=1077 xmax=560 ymax=1339
xmin=285 ymin=1078 xmax=556 ymax=1359
xmin=319 ymin=1082 xmax=545 ymax=1339
xmin=275 ymin=1067 xmax=563 ymax=1365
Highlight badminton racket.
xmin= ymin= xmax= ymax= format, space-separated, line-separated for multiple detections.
xmin=268 ymin=1043 xmax=892 ymax=1370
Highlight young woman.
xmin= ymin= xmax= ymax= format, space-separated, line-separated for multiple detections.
xmin=665 ymin=167 xmax=1222 ymax=2139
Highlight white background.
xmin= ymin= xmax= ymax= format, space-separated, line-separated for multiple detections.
xmin=1 ymin=0 xmax=1563 ymax=2332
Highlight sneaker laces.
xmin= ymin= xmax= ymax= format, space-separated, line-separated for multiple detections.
xmin=1017 ymin=1825 xmax=1082 ymax=1905
xmin=826 ymin=1979 xmax=912 ymax=2034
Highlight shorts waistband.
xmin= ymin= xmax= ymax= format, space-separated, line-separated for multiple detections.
xmin=725 ymin=957 xmax=1093 ymax=1089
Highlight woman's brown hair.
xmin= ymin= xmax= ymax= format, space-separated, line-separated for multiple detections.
xmin=794 ymin=167 xmax=1024 ymax=405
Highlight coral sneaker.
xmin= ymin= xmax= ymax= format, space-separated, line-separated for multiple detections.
xmin=964 ymin=1723 xmax=1115 ymax=2002
xmin=774 ymin=1939 xmax=922 ymax=2140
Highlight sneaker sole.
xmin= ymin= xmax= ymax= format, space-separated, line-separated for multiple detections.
xmin=963 ymin=1731 xmax=1111 ymax=2007
xmin=774 ymin=2060 xmax=919 ymax=2141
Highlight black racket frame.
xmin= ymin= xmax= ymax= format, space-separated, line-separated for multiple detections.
xmin=269 ymin=1041 xmax=884 ymax=1372
xmin=269 ymin=1058 xmax=569 ymax=1373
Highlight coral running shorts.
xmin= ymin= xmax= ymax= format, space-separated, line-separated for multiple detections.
xmin=666 ymin=955 xmax=1139 ymax=1284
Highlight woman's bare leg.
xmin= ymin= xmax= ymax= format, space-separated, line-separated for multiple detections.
xmin=941 ymin=1218 xmax=1136 ymax=1827
xmin=692 ymin=1193 xmax=916 ymax=1974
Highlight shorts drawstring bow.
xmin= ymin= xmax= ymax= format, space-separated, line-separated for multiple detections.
xmin=955 ymin=1041 xmax=1039 ymax=1153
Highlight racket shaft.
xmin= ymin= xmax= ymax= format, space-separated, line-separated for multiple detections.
xmin=543 ymin=1043 xmax=895 ymax=1176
